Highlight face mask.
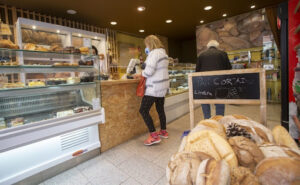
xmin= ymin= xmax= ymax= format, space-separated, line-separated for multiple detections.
xmin=145 ymin=47 xmax=150 ymax=55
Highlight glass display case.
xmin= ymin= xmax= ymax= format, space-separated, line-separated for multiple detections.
xmin=168 ymin=63 xmax=195 ymax=96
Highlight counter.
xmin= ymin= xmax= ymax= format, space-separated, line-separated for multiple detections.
xmin=99 ymin=79 xmax=160 ymax=152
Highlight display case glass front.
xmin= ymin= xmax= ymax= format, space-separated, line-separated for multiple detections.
xmin=168 ymin=63 xmax=195 ymax=96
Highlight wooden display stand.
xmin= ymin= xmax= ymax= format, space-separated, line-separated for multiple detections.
xmin=188 ymin=68 xmax=267 ymax=129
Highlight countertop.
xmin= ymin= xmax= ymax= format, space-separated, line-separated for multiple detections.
xmin=100 ymin=79 xmax=139 ymax=86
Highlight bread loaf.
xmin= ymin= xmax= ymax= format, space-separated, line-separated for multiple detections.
xmin=259 ymin=143 xmax=300 ymax=159
xmin=229 ymin=136 xmax=264 ymax=171
xmin=255 ymin=157 xmax=300 ymax=185
xmin=184 ymin=130 xmax=238 ymax=168
xmin=272 ymin=125 xmax=299 ymax=150
xmin=231 ymin=166 xmax=259 ymax=185
xmin=195 ymin=159 xmax=230 ymax=185
xmin=190 ymin=119 xmax=226 ymax=139
xmin=166 ymin=152 xmax=211 ymax=185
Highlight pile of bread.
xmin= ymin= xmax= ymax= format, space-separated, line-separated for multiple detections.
xmin=166 ymin=115 xmax=300 ymax=185
xmin=22 ymin=30 xmax=61 ymax=45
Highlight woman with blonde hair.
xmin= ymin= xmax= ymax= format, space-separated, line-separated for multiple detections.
xmin=134 ymin=35 xmax=169 ymax=145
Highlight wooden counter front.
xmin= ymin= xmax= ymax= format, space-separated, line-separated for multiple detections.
xmin=99 ymin=79 xmax=159 ymax=152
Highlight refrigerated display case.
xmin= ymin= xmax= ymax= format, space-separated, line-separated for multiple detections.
xmin=0 ymin=18 xmax=106 ymax=185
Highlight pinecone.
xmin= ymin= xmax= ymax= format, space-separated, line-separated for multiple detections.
xmin=226 ymin=123 xmax=252 ymax=139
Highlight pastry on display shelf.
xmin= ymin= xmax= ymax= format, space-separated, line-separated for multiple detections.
xmin=79 ymin=47 xmax=89 ymax=54
xmin=24 ymin=43 xmax=37 ymax=50
xmin=195 ymin=159 xmax=230 ymax=185
xmin=255 ymin=157 xmax=300 ymax=185
xmin=56 ymin=110 xmax=74 ymax=118
xmin=28 ymin=81 xmax=45 ymax=87
xmin=184 ymin=129 xmax=238 ymax=168
xmin=67 ymin=77 xmax=80 ymax=84
xmin=228 ymin=136 xmax=264 ymax=171
xmin=272 ymin=125 xmax=299 ymax=150
xmin=80 ymin=76 xmax=94 ymax=82
xmin=50 ymin=44 xmax=63 ymax=52
xmin=35 ymin=46 xmax=49 ymax=52
xmin=3 ymin=82 xmax=25 ymax=88
xmin=0 ymin=39 xmax=19 ymax=49
xmin=11 ymin=117 xmax=24 ymax=127
xmin=74 ymin=106 xmax=92 ymax=113
xmin=166 ymin=152 xmax=211 ymax=185
xmin=46 ymin=78 xmax=67 ymax=85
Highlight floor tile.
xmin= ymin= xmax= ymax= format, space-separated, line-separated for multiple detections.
xmin=42 ymin=168 xmax=89 ymax=185
xmin=118 ymin=155 xmax=165 ymax=185
xmin=79 ymin=158 xmax=128 ymax=185
xmin=101 ymin=145 xmax=135 ymax=166
xmin=120 ymin=177 xmax=141 ymax=185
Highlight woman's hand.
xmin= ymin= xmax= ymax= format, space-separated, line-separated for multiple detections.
xmin=133 ymin=73 xmax=142 ymax=79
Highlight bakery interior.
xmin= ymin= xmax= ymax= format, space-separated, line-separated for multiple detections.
xmin=0 ymin=0 xmax=299 ymax=184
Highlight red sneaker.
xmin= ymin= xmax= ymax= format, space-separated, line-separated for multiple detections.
xmin=157 ymin=130 xmax=169 ymax=139
xmin=144 ymin=132 xmax=161 ymax=146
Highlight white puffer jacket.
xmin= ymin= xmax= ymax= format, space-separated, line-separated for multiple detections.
xmin=142 ymin=48 xmax=169 ymax=97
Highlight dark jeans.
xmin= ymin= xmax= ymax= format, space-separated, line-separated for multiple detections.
xmin=139 ymin=96 xmax=166 ymax=133
xmin=201 ymin=104 xmax=225 ymax=119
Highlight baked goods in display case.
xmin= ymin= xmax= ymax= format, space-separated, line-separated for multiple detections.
xmin=0 ymin=118 xmax=6 ymax=130
xmin=3 ymin=82 xmax=25 ymax=89
xmin=167 ymin=115 xmax=300 ymax=185
xmin=67 ymin=77 xmax=80 ymax=84
xmin=28 ymin=81 xmax=45 ymax=87
xmin=0 ymin=39 xmax=19 ymax=49
xmin=21 ymin=29 xmax=62 ymax=46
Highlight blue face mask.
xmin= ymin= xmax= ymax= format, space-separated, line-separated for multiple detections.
xmin=145 ymin=47 xmax=150 ymax=55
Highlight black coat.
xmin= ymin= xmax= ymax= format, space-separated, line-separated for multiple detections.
xmin=196 ymin=47 xmax=232 ymax=72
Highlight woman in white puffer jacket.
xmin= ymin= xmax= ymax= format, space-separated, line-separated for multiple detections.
xmin=134 ymin=35 xmax=169 ymax=146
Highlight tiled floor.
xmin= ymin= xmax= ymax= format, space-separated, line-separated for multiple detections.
xmin=40 ymin=104 xmax=281 ymax=185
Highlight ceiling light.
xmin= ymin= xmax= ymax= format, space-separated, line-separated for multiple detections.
xmin=78 ymin=34 xmax=82 ymax=37
xmin=200 ymin=20 xmax=204 ymax=24
xmin=32 ymin=25 xmax=36 ymax=29
xmin=110 ymin=21 xmax=117 ymax=25
xmin=56 ymin=30 xmax=60 ymax=33
xmin=166 ymin=19 xmax=173 ymax=23
xmin=94 ymin=36 xmax=98 ymax=39
xmin=223 ymin=14 xmax=227 ymax=17
xmin=139 ymin=29 xmax=145 ymax=33
xmin=137 ymin=6 xmax=146 ymax=11
xmin=204 ymin=6 xmax=212 ymax=10
xmin=251 ymin=5 xmax=255 ymax=9
xmin=67 ymin=9 xmax=77 ymax=14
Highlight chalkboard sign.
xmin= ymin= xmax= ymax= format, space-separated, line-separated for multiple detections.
xmin=192 ymin=73 xmax=260 ymax=100
xmin=188 ymin=69 xmax=267 ymax=129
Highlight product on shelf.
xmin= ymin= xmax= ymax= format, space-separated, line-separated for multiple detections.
xmin=166 ymin=152 xmax=211 ymax=185
xmin=255 ymin=157 xmax=300 ymax=185
xmin=0 ymin=39 xmax=19 ymax=49
xmin=73 ymin=106 xmax=92 ymax=113
xmin=53 ymin=62 xmax=74 ymax=66
xmin=196 ymin=159 xmax=230 ymax=185
xmin=0 ymin=118 xmax=6 ymax=130
xmin=272 ymin=125 xmax=299 ymax=150
xmin=228 ymin=136 xmax=264 ymax=171
xmin=28 ymin=81 xmax=45 ymax=87
xmin=80 ymin=76 xmax=94 ymax=82
xmin=259 ymin=143 xmax=300 ymax=159
xmin=78 ymin=60 xmax=93 ymax=66
xmin=3 ymin=82 xmax=25 ymax=88
xmin=35 ymin=46 xmax=49 ymax=52
xmin=46 ymin=78 xmax=67 ymax=85
xmin=22 ymin=30 xmax=62 ymax=45
xmin=11 ymin=117 xmax=24 ymax=127
xmin=63 ymin=46 xmax=81 ymax=54
xmin=67 ymin=77 xmax=80 ymax=84
xmin=56 ymin=110 xmax=74 ymax=118
xmin=24 ymin=43 xmax=37 ymax=50
xmin=79 ymin=47 xmax=89 ymax=54
xmin=50 ymin=44 xmax=63 ymax=52
xmin=0 ymin=57 xmax=18 ymax=66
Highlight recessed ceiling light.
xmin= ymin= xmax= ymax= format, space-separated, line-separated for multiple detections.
xmin=137 ymin=6 xmax=146 ymax=11
xmin=56 ymin=30 xmax=60 ymax=33
xmin=94 ymin=36 xmax=98 ymax=39
xmin=110 ymin=21 xmax=117 ymax=25
xmin=223 ymin=13 xmax=227 ymax=17
xmin=251 ymin=5 xmax=255 ymax=9
xmin=166 ymin=19 xmax=173 ymax=23
xmin=78 ymin=34 xmax=82 ymax=37
xmin=32 ymin=25 xmax=36 ymax=29
xmin=204 ymin=6 xmax=212 ymax=10
xmin=139 ymin=29 xmax=145 ymax=33
xmin=67 ymin=9 xmax=77 ymax=14
xmin=200 ymin=20 xmax=204 ymax=24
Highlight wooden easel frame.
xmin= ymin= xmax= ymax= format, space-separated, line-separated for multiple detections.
xmin=188 ymin=68 xmax=267 ymax=129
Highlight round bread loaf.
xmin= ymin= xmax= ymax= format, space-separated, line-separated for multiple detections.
xmin=259 ymin=143 xmax=300 ymax=159
xmin=255 ymin=157 xmax=300 ymax=185
xmin=184 ymin=130 xmax=238 ymax=168
xmin=229 ymin=136 xmax=264 ymax=171
xmin=195 ymin=159 xmax=230 ymax=185
xmin=272 ymin=125 xmax=299 ymax=150
xmin=166 ymin=152 xmax=211 ymax=185
xmin=232 ymin=114 xmax=251 ymax=120
xmin=231 ymin=166 xmax=259 ymax=185
xmin=190 ymin=119 xmax=226 ymax=139
xmin=210 ymin=115 xmax=224 ymax=121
